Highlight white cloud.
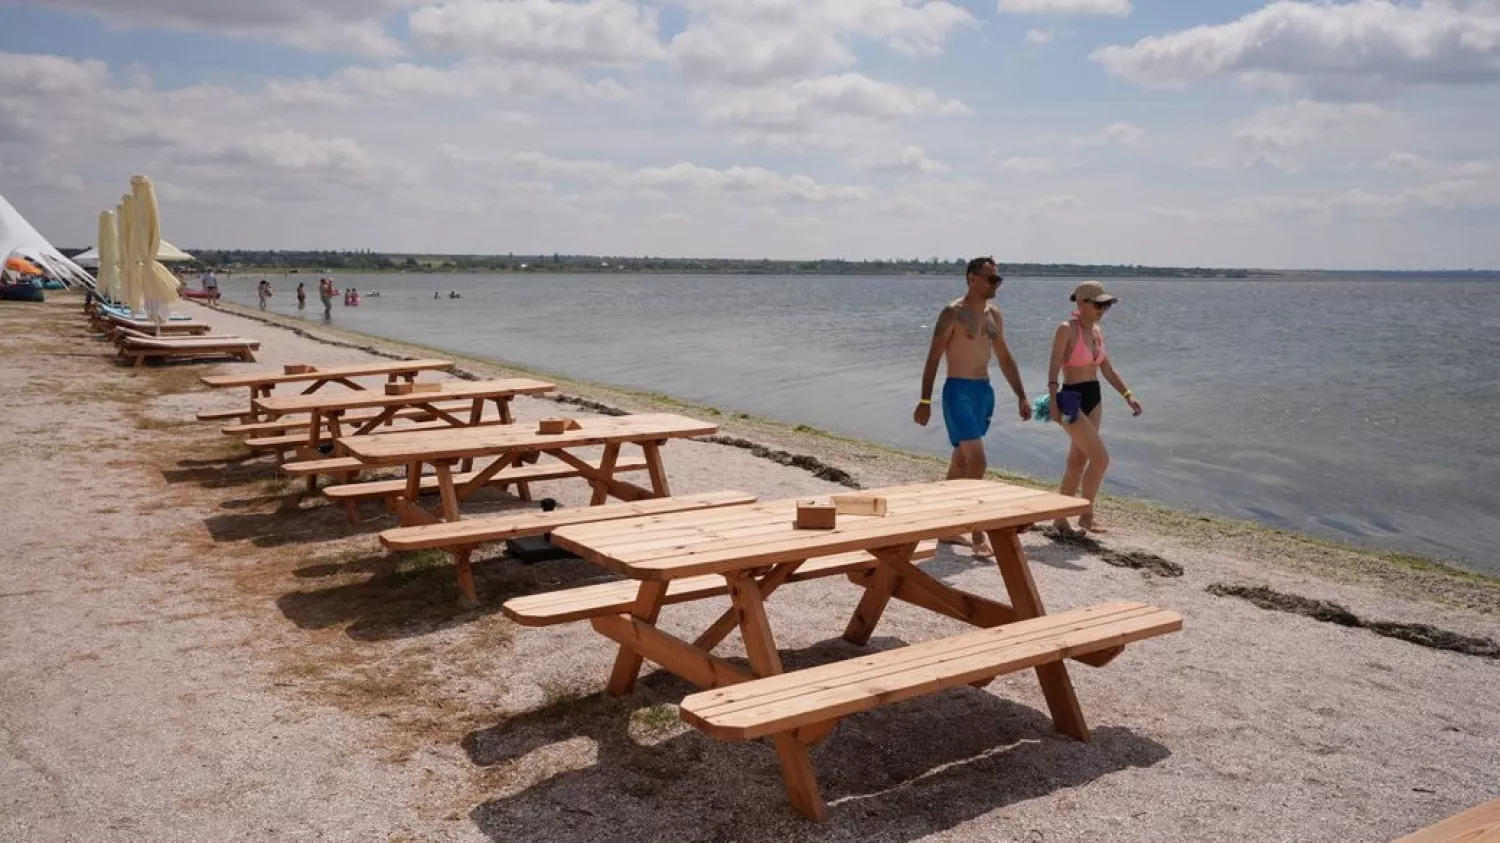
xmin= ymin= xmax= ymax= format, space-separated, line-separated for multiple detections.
xmin=1092 ymin=1 xmax=1500 ymax=96
xmin=21 ymin=0 xmax=412 ymax=57
xmin=704 ymin=73 xmax=971 ymax=127
xmin=1232 ymin=100 xmax=1385 ymax=150
xmin=850 ymin=145 xmax=949 ymax=174
xmin=1372 ymin=152 xmax=1434 ymax=173
xmin=408 ymin=0 xmax=665 ymax=64
xmin=510 ymin=151 xmax=878 ymax=202
xmin=1024 ymin=28 xmax=1056 ymax=44
xmin=667 ymin=0 xmax=975 ymax=83
xmin=998 ymin=156 xmax=1056 ymax=173
xmin=1242 ymin=178 xmax=1500 ymax=221
xmin=1192 ymin=152 xmax=1302 ymax=174
xmin=0 ymin=52 xmax=110 ymax=97
xmin=268 ymin=60 xmax=632 ymax=104
xmin=1000 ymin=0 xmax=1130 ymax=16
xmin=1070 ymin=121 xmax=1144 ymax=147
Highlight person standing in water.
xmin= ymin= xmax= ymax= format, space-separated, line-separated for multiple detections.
xmin=319 ymin=276 xmax=335 ymax=317
xmin=1044 ymin=280 xmax=1142 ymax=534
xmin=256 ymin=279 xmax=273 ymax=311
xmin=914 ymin=256 xmax=1031 ymax=556
xmin=296 ymin=282 xmax=306 ymax=310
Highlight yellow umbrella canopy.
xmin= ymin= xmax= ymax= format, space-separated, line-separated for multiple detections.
xmin=96 ymin=210 xmax=119 ymax=302
xmin=129 ymin=175 xmax=180 ymax=325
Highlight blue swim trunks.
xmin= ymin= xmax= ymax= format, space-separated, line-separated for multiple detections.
xmin=941 ymin=378 xmax=995 ymax=447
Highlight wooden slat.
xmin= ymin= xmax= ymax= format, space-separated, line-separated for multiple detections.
xmin=255 ymin=378 xmax=553 ymax=415
xmin=550 ymin=481 xmax=1087 ymax=580
xmin=1395 ymin=797 xmax=1500 ymax=843
xmin=681 ymin=602 xmax=1182 ymax=740
xmin=502 ymin=542 xmax=940 ymax=626
xmin=281 ymin=456 xmax=365 ymax=476
xmin=342 ymin=413 xmax=718 ymax=465
xmin=589 ymin=486 xmax=1040 ymax=558
xmin=380 ymin=490 xmax=756 ymax=551
xmin=122 ymin=336 xmax=259 ymax=351
xmin=244 ymin=415 xmax=506 ymax=450
xmin=221 ymin=401 xmax=475 ymax=435
xmin=326 ymin=455 xmax=650 ymax=501
xmin=201 ymin=359 xmax=453 ymax=389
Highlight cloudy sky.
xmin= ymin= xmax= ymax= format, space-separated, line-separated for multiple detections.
xmin=1 ymin=0 xmax=1498 ymax=269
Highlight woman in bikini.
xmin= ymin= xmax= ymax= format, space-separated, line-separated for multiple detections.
xmin=1045 ymin=280 xmax=1142 ymax=534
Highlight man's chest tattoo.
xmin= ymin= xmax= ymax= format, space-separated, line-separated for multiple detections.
xmin=956 ymin=307 xmax=999 ymax=340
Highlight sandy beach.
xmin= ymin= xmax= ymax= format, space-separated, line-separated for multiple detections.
xmin=2 ymin=295 xmax=1496 ymax=843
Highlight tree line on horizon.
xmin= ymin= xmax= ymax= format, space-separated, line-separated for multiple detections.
xmin=102 ymin=249 xmax=1254 ymax=278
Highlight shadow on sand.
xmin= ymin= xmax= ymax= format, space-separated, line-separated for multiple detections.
xmin=462 ymin=640 xmax=1171 ymax=841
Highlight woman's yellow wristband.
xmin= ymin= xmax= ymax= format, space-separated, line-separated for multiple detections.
xmin=1123 ymin=390 xmax=1134 ymax=400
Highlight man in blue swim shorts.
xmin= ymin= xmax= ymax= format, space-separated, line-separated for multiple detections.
xmin=913 ymin=256 xmax=1032 ymax=556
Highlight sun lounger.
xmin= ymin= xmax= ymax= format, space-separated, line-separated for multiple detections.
xmin=117 ymin=335 xmax=259 ymax=367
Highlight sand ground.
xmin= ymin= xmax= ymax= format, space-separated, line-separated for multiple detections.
xmin=1 ymin=296 xmax=1495 ymax=843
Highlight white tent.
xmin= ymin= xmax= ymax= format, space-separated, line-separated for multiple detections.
xmin=72 ymin=239 xmax=193 ymax=267
xmin=0 ymin=193 xmax=93 ymax=287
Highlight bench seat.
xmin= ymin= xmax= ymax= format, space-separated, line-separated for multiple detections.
xmin=1395 ymin=796 xmax=1500 ymax=842
xmin=197 ymin=407 xmax=250 ymax=422
xmin=222 ymin=402 xmax=475 ymax=435
xmin=680 ymin=601 xmax=1182 ymax=741
xmin=329 ymin=455 xmax=650 ymax=522
xmin=382 ymin=491 xmax=758 ymax=604
xmin=502 ymin=541 xmax=939 ymax=627
xmin=244 ymin=416 xmax=503 ymax=451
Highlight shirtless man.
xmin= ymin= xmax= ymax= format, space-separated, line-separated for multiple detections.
xmin=914 ymin=256 xmax=1031 ymax=556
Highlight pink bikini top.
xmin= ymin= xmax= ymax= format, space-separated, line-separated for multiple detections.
xmin=1065 ymin=316 xmax=1105 ymax=367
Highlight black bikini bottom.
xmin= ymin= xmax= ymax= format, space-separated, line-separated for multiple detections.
xmin=1059 ymin=380 xmax=1102 ymax=417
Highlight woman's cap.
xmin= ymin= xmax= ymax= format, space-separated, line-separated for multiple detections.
xmin=1070 ymin=280 xmax=1118 ymax=304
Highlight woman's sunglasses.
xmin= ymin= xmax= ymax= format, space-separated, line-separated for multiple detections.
xmin=1086 ymin=299 xmax=1114 ymax=310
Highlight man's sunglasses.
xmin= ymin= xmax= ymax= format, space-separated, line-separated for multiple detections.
xmin=978 ymin=274 xmax=1003 ymax=285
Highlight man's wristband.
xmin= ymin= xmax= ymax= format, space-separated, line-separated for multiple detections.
xmin=918 ymin=399 xmax=932 ymax=405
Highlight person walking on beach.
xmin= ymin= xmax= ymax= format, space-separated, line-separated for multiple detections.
xmin=1044 ymin=280 xmax=1143 ymax=534
xmin=296 ymin=282 xmax=306 ymax=310
xmin=256 ymin=279 xmax=273 ymax=311
xmin=318 ymin=276 xmax=335 ymax=317
xmin=200 ymin=270 xmax=219 ymax=306
xmin=913 ymin=256 xmax=1031 ymax=556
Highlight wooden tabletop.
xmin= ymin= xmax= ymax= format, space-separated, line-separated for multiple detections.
xmin=254 ymin=378 xmax=554 ymax=415
xmin=550 ymin=479 xmax=1091 ymax=581
xmin=202 ymin=359 xmax=453 ymax=389
xmin=340 ymin=412 xmax=719 ymax=466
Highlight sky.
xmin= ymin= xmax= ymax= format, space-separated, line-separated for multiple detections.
xmin=1 ymin=0 xmax=1498 ymax=270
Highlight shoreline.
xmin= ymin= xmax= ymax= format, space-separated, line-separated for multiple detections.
xmin=209 ymin=299 xmax=1499 ymax=606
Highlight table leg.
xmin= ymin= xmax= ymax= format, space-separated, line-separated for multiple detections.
xmin=729 ymin=573 xmax=826 ymax=822
xmin=606 ymin=581 xmax=668 ymax=696
xmin=643 ymin=440 xmax=671 ymax=498
xmin=434 ymin=460 xmax=462 ymax=522
xmin=495 ymin=397 xmax=513 ymax=425
xmin=987 ymin=528 xmax=1090 ymax=742
xmin=395 ymin=461 xmax=440 ymax=527
xmin=461 ymin=400 xmax=485 ymax=473
xmin=589 ymin=443 xmax=621 ymax=506
xmin=304 ymin=410 xmax=326 ymax=494
xmin=693 ymin=561 xmax=804 ymax=652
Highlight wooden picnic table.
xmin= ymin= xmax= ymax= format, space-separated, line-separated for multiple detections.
xmin=339 ymin=412 xmax=717 ymax=527
xmin=197 ymin=359 xmax=454 ymax=422
xmin=256 ymin=377 xmax=555 ymax=459
xmin=546 ymin=478 xmax=1182 ymax=821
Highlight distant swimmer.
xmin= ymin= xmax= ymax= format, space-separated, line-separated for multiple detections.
xmin=912 ymin=256 xmax=1031 ymax=557
xmin=434 ymin=291 xmax=440 ymax=300
xmin=1040 ymin=280 xmax=1142 ymax=535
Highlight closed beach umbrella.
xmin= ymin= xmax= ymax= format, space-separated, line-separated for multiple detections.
xmin=97 ymin=210 xmax=119 ymax=303
xmin=129 ymin=175 xmax=180 ymax=325
xmin=118 ymin=194 xmax=138 ymax=312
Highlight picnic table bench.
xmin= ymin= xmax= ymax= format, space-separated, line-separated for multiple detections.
xmin=339 ymin=412 xmax=717 ymax=529
xmin=533 ymin=478 xmax=1183 ymax=821
xmin=259 ymin=378 xmax=555 ymax=492
xmin=382 ymin=491 xmax=758 ymax=603
xmin=197 ymin=359 xmax=454 ymax=422
xmin=1395 ymin=796 xmax=1500 ymax=842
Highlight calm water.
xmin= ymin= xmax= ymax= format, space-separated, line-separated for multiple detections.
xmin=222 ymin=272 xmax=1500 ymax=573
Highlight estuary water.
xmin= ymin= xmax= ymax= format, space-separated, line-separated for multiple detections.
xmin=223 ymin=271 xmax=1499 ymax=573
